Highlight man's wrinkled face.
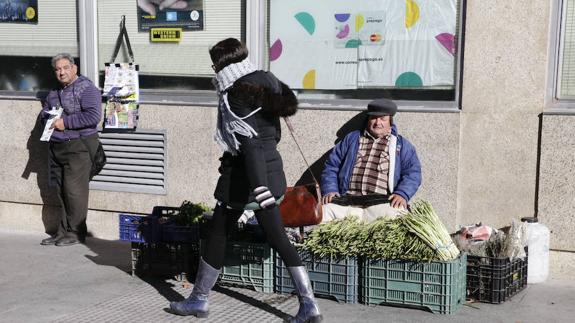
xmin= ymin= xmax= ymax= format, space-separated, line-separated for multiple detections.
xmin=367 ymin=115 xmax=392 ymax=138
xmin=54 ymin=59 xmax=78 ymax=86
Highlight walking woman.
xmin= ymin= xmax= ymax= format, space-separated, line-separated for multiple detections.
xmin=169 ymin=38 xmax=322 ymax=323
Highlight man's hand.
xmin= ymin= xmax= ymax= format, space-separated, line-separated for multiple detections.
xmin=322 ymin=192 xmax=340 ymax=204
xmin=138 ymin=0 xmax=189 ymax=16
xmin=51 ymin=118 xmax=65 ymax=131
xmin=389 ymin=194 xmax=407 ymax=209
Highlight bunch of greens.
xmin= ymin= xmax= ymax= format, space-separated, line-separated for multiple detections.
xmin=402 ymin=200 xmax=460 ymax=261
xmin=302 ymin=217 xmax=365 ymax=258
xmin=302 ymin=200 xmax=459 ymax=261
xmin=171 ymin=201 xmax=211 ymax=226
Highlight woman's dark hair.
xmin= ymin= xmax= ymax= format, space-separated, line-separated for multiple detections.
xmin=209 ymin=38 xmax=249 ymax=72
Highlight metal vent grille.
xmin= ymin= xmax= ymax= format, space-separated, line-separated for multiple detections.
xmin=89 ymin=130 xmax=167 ymax=195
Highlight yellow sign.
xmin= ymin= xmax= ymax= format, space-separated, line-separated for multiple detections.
xmin=26 ymin=7 xmax=36 ymax=20
xmin=150 ymin=28 xmax=182 ymax=42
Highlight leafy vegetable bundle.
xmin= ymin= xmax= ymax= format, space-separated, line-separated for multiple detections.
xmin=169 ymin=201 xmax=212 ymax=226
xmin=302 ymin=200 xmax=460 ymax=261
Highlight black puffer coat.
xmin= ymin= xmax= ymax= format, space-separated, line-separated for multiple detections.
xmin=213 ymin=71 xmax=298 ymax=207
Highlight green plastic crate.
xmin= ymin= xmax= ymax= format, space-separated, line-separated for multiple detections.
xmin=360 ymin=253 xmax=467 ymax=314
xmin=275 ymin=250 xmax=358 ymax=303
xmin=215 ymin=241 xmax=274 ymax=293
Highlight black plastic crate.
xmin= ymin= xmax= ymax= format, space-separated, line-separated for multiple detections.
xmin=162 ymin=223 xmax=201 ymax=244
xmin=119 ymin=214 xmax=160 ymax=243
xmin=153 ymin=206 xmax=203 ymax=244
xmin=130 ymin=242 xmax=200 ymax=281
xmin=466 ymin=253 xmax=528 ymax=303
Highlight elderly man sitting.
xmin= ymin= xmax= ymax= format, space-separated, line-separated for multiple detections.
xmin=320 ymin=98 xmax=422 ymax=223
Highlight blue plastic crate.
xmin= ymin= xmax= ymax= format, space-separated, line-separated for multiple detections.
xmin=212 ymin=240 xmax=274 ymax=293
xmin=360 ymin=254 xmax=467 ymax=314
xmin=275 ymin=250 xmax=359 ymax=303
xmin=119 ymin=214 xmax=160 ymax=243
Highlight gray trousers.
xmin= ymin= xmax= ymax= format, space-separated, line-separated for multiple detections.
xmin=49 ymin=135 xmax=98 ymax=238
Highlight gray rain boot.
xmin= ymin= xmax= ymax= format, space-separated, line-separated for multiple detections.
xmin=287 ymin=266 xmax=323 ymax=323
xmin=169 ymin=258 xmax=220 ymax=317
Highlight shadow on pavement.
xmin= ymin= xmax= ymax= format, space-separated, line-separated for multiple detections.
xmin=83 ymin=238 xmax=186 ymax=306
xmin=83 ymin=237 xmax=133 ymax=273
xmin=212 ymin=285 xmax=292 ymax=320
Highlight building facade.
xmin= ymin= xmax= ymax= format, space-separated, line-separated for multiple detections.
xmin=0 ymin=1 xmax=573 ymax=279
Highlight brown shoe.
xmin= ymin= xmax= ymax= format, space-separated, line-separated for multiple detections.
xmin=40 ymin=235 xmax=63 ymax=246
xmin=55 ymin=236 xmax=80 ymax=246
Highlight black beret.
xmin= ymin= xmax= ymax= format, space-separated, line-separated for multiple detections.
xmin=366 ymin=98 xmax=397 ymax=116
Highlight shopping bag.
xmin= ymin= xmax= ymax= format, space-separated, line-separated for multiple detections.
xmin=103 ymin=15 xmax=140 ymax=131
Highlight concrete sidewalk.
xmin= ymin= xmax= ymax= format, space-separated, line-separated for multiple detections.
xmin=1 ymin=230 xmax=574 ymax=323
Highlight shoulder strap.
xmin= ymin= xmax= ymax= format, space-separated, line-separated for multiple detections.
xmin=110 ymin=15 xmax=134 ymax=63
xmin=282 ymin=116 xmax=320 ymax=186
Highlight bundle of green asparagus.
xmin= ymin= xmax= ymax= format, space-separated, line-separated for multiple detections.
xmin=302 ymin=200 xmax=459 ymax=261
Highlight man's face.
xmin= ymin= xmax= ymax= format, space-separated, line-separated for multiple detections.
xmin=367 ymin=115 xmax=392 ymax=138
xmin=54 ymin=59 xmax=78 ymax=86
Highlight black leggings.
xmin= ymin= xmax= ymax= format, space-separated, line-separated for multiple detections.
xmin=202 ymin=203 xmax=302 ymax=269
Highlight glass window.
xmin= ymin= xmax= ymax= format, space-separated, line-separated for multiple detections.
xmin=0 ymin=1 xmax=78 ymax=92
xmin=557 ymin=0 xmax=575 ymax=100
xmin=265 ymin=0 xmax=461 ymax=101
xmin=97 ymin=0 xmax=245 ymax=92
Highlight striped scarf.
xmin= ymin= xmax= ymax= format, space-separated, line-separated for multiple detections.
xmin=212 ymin=59 xmax=258 ymax=155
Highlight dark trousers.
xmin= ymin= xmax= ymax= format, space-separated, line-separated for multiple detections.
xmin=49 ymin=135 xmax=98 ymax=238
xmin=203 ymin=204 xmax=303 ymax=269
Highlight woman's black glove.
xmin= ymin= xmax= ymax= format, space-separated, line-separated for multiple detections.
xmin=253 ymin=186 xmax=276 ymax=209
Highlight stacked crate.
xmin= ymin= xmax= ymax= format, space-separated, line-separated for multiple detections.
xmin=466 ymin=252 xmax=528 ymax=303
xmin=119 ymin=206 xmax=201 ymax=281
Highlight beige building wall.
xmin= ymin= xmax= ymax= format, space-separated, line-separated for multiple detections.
xmin=458 ymin=0 xmax=549 ymax=228
xmin=1 ymin=0 xmax=573 ymax=279
xmin=0 ymin=102 xmax=460 ymax=236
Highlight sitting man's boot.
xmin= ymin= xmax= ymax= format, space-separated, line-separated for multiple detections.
xmin=169 ymin=258 xmax=220 ymax=317
xmin=287 ymin=266 xmax=323 ymax=323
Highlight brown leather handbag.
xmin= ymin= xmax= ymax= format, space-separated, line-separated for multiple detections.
xmin=278 ymin=117 xmax=323 ymax=227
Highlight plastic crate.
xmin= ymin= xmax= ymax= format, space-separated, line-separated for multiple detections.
xmin=119 ymin=214 xmax=160 ymax=243
xmin=213 ymin=240 xmax=274 ymax=293
xmin=153 ymin=206 xmax=202 ymax=244
xmin=466 ymin=253 xmax=528 ymax=303
xmin=360 ymin=254 xmax=467 ymax=314
xmin=275 ymin=250 xmax=358 ymax=303
xmin=131 ymin=241 xmax=200 ymax=281
xmin=162 ymin=223 xmax=201 ymax=244
xmin=152 ymin=206 xmax=180 ymax=218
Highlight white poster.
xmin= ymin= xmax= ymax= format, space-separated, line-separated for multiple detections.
xmin=269 ymin=0 xmax=457 ymax=90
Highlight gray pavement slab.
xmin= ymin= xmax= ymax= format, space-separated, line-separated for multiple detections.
xmin=1 ymin=231 xmax=574 ymax=323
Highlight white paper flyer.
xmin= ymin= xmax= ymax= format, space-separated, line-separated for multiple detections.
xmin=40 ymin=107 xmax=63 ymax=142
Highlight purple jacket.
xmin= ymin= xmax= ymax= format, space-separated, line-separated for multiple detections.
xmin=42 ymin=76 xmax=102 ymax=142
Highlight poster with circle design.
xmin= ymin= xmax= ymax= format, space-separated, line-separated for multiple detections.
xmin=269 ymin=0 xmax=457 ymax=90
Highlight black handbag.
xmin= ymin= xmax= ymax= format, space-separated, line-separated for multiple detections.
xmin=82 ymin=138 xmax=107 ymax=179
